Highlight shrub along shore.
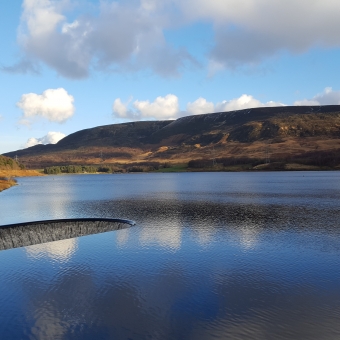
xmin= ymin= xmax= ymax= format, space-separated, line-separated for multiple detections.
xmin=0 ymin=177 xmax=17 ymax=192
xmin=43 ymin=162 xmax=175 ymax=174
xmin=42 ymin=150 xmax=340 ymax=176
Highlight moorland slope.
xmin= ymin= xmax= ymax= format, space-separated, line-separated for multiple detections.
xmin=3 ymin=105 xmax=340 ymax=170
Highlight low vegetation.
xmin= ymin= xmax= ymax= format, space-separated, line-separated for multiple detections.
xmin=0 ymin=155 xmax=43 ymax=192
xmin=187 ymin=149 xmax=340 ymax=171
xmin=44 ymin=165 xmax=98 ymax=174
xmin=0 ymin=177 xmax=17 ymax=192
xmin=42 ymin=148 xmax=340 ymax=175
xmin=288 ymin=149 xmax=340 ymax=167
xmin=43 ymin=162 xmax=186 ymax=174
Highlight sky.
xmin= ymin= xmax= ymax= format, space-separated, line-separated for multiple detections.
xmin=1 ymin=0 xmax=340 ymax=154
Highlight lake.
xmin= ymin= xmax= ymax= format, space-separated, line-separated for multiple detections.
xmin=0 ymin=172 xmax=340 ymax=339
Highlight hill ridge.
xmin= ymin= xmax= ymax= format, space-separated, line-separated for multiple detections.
xmin=3 ymin=105 xmax=340 ymax=168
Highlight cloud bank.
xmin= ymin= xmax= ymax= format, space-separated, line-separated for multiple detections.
xmin=294 ymin=87 xmax=340 ymax=106
xmin=25 ymin=131 xmax=66 ymax=148
xmin=177 ymin=0 xmax=340 ymax=68
xmin=17 ymin=88 xmax=75 ymax=124
xmin=17 ymin=0 xmax=193 ymax=78
xmin=113 ymin=95 xmax=180 ymax=120
xmin=187 ymin=95 xmax=284 ymax=115
xmin=113 ymin=87 xmax=340 ymax=121
xmin=13 ymin=0 xmax=340 ymax=78
xmin=113 ymin=93 xmax=284 ymax=121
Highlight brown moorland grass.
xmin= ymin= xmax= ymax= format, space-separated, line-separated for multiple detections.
xmin=0 ymin=169 xmax=43 ymax=192
xmin=9 ymin=136 xmax=340 ymax=169
xmin=0 ymin=178 xmax=17 ymax=192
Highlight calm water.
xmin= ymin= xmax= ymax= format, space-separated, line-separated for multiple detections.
xmin=0 ymin=172 xmax=340 ymax=339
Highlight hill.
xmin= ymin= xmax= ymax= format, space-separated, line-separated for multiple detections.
xmin=3 ymin=105 xmax=340 ymax=170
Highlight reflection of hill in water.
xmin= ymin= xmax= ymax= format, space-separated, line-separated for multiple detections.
xmin=0 ymin=219 xmax=133 ymax=251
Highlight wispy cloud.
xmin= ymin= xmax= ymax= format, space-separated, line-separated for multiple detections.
xmin=1 ymin=58 xmax=40 ymax=75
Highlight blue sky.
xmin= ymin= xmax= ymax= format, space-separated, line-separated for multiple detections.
xmin=1 ymin=0 xmax=340 ymax=154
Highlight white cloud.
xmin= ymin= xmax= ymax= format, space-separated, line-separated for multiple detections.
xmin=134 ymin=94 xmax=179 ymax=119
xmin=114 ymin=88 xmax=340 ymax=123
xmin=21 ymin=0 xmax=66 ymax=37
xmin=25 ymin=131 xmax=66 ymax=148
xmin=186 ymin=97 xmax=215 ymax=115
xmin=17 ymin=88 xmax=75 ymax=124
xmin=25 ymin=137 xmax=41 ymax=147
xmin=12 ymin=0 xmax=340 ymax=77
xmin=294 ymin=87 xmax=340 ymax=106
xmin=113 ymin=98 xmax=129 ymax=118
xmin=176 ymin=0 xmax=340 ymax=68
xmin=17 ymin=0 xmax=193 ymax=78
xmin=187 ymin=94 xmax=284 ymax=115
xmin=215 ymin=94 xmax=284 ymax=112
xmin=113 ymin=94 xmax=180 ymax=120
xmin=113 ymin=93 xmax=286 ymax=121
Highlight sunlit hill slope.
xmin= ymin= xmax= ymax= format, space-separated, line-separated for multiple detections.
xmin=3 ymin=105 xmax=340 ymax=170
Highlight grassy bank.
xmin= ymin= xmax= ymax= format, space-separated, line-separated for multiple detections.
xmin=0 ymin=170 xmax=43 ymax=192
xmin=0 ymin=178 xmax=17 ymax=192
xmin=154 ymin=164 xmax=188 ymax=172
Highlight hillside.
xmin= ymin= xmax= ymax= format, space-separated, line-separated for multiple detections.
xmin=3 ymin=105 xmax=340 ymax=169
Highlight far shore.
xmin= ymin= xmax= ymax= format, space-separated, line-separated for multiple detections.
xmin=42 ymin=161 xmax=339 ymax=175
xmin=1 ymin=163 xmax=338 ymax=193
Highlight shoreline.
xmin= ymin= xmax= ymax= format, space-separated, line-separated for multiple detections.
xmin=0 ymin=170 xmax=44 ymax=193
xmin=1 ymin=165 xmax=338 ymax=189
xmin=43 ymin=166 xmax=339 ymax=175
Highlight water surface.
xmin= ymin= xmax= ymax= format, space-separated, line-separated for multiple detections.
xmin=0 ymin=172 xmax=340 ymax=339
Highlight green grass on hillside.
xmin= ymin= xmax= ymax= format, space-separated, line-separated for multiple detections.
xmin=155 ymin=164 xmax=188 ymax=172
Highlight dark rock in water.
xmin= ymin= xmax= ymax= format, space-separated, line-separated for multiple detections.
xmin=0 ymin=218 xmax=134 ymax=251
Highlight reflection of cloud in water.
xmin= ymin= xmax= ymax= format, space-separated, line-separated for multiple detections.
xmin=116 ymin=228 xmax=130 ymax=247
xmin=194 ymin=227 xmax=215 ymax=247
xmin=30 ymin=312 xmax=66 ymax=340
xmin=26 ymin=238 xmax=77 ymax=262
xmin=140 ymin=226 xmax=182 ymax=251
xmin=21 ymin=178 xmax=73 ymax=221
xmin=237 ymin=225 xmax=260 ymax=250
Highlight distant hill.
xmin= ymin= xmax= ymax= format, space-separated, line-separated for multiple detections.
xmin=3 ymin=105 xmax=340 ymax=169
